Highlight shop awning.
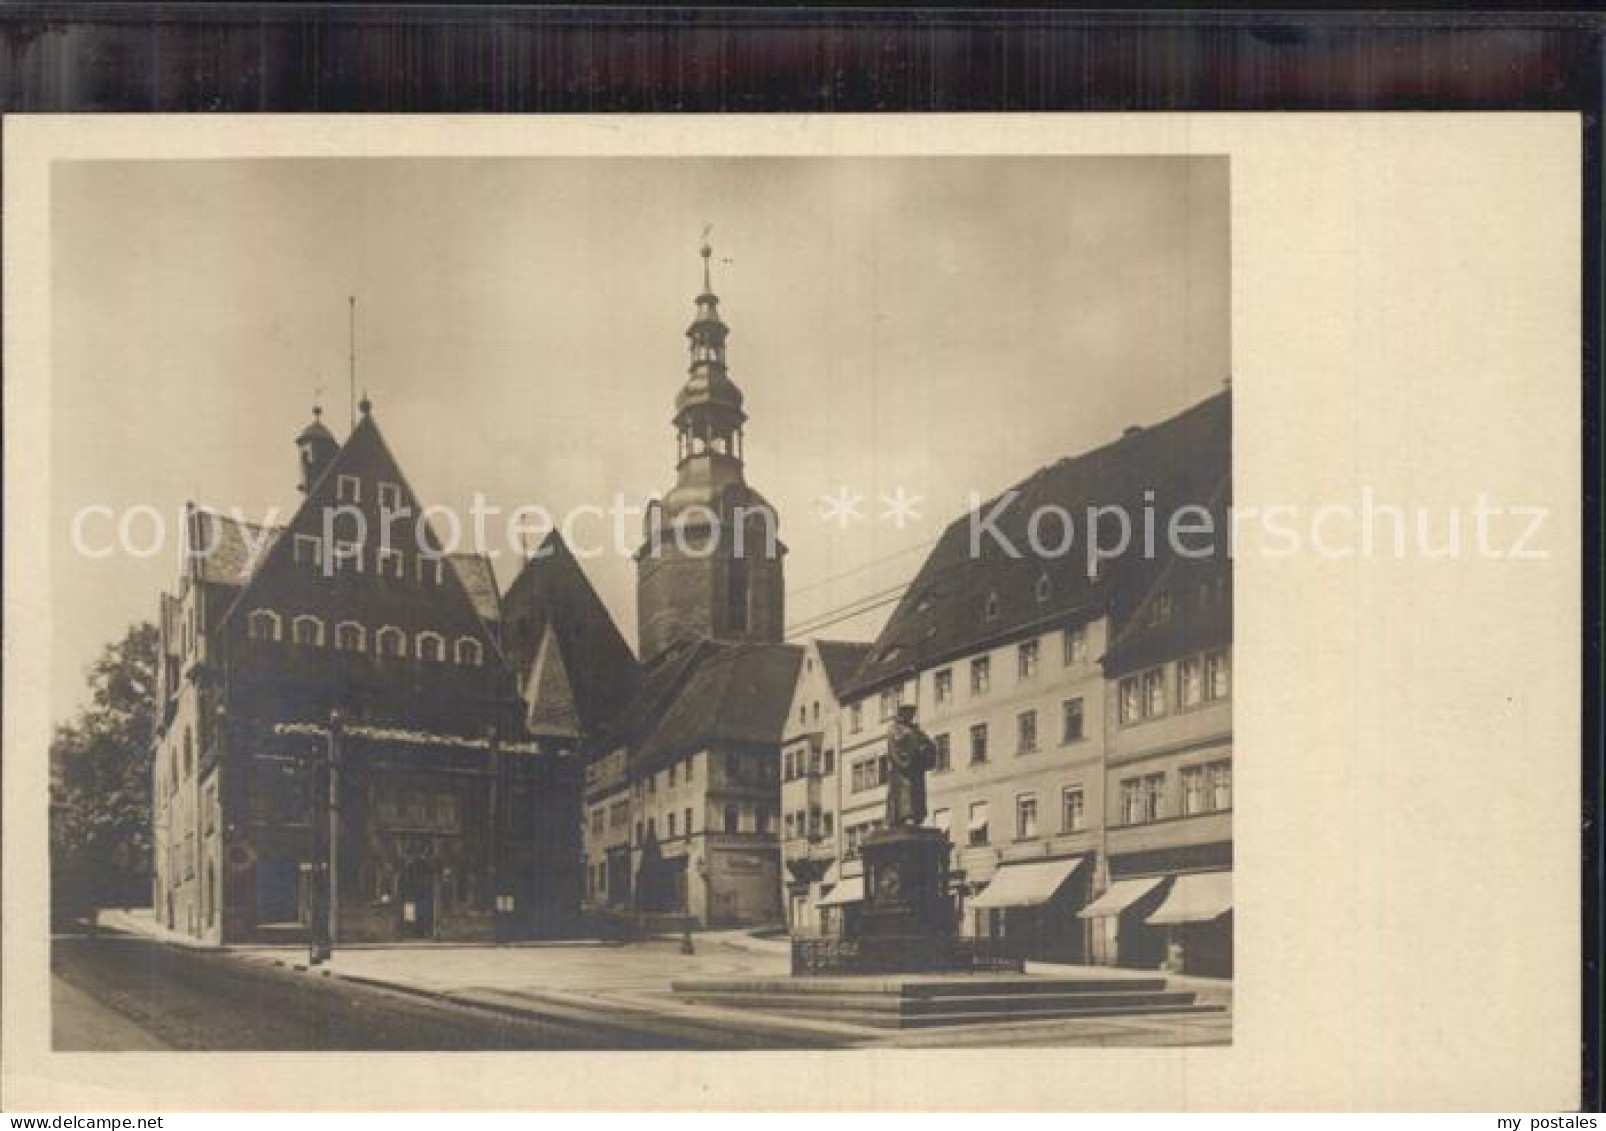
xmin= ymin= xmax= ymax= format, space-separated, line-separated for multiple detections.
xmin=1145 ymin=871 xmax=1232 ymax=925
xmin=817 ymin=876 xmax=864 ymax=908
xmin=1078 ymin=876 xmax=1167 ymax=919
xmin=969 ymin=855 xmax=1087 ymax=910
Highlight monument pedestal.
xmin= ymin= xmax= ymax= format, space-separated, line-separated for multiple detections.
xmin=850 ymin=826 xmax=959 ymax=973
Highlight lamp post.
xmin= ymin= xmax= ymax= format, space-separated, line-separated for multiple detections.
xmin=308 ymin=710 xmax=341 ymax=966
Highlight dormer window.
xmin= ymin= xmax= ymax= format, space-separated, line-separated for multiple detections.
xmin=417 ymin=632 xmax=445 ymax=663
xmin=247 ymin=609 xmax=282 ymax=642
xmin=337 ymin=474 xmax=361 ymax=503
xmin=291 ymin=615 xmax=324 ymax=647
xmin=984 ymin=592 xmax=1000 ymax=621
xmin=377 ymin=482 xmax=402 ymax=511
xmin=1036 ymin=574 xmax=1052 ymax=603
xmin=455 ymin=637 xmax=484 ymax=666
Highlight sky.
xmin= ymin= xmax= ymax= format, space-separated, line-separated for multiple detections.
xmin=50 ymin=155 xmax=1229 ymax=717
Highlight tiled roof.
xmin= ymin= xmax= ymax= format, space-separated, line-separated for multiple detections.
xmin=815 ymin=639 xmax=874 ymax=696
xmin=502 ymin=532 xmax=641 ymax=743
xmin=448 ymin=552 xmax=501 ymax=625
xmin=844 ymin=388 xmax=1231 ymax=697
xmin=190 ymin=509 xmax=283 ymax=588
xmin=622 ymin=639 xmax=803 ymax=769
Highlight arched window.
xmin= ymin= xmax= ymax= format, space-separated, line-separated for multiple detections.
xmin=376 ymin=626 xmax=406 ymax=659
xmin=248 ymin=609 xmax=282 ymax=642
xmin=335 ymin=621 xmax=366 ymax=653
xmin=291 ymin=615 xmax=324 ymax=647
xmin=416 ymin=632 xmax=445 ymax=663
xmin=454 ymin=637 xmax=483 ymax=666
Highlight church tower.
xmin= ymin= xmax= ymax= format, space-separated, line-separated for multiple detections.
xmin=635 ymin=236 xmax=786 ymax=664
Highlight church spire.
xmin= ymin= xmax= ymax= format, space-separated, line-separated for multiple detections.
xmin=675 ymin=230 xmax=745 ymax=467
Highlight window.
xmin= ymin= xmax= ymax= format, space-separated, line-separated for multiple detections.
xmin=377 ymin=547 xmax=404 ymax=580
xmin=967 ymin=801 xmax=990 ymax=846
xmin=1143 ymin=667 xmax=1167 ymax=717
xmin=335 ymin=621 xmax=366 ymax=652
xmin=1063 ymin=625 xmax=1087 ymax=665
xmin=1212 ymin=761 xmax=1232 ymax=809
xmin=634 ymin=821 xmax=643 ymax=846
xmin=1016 ymin=710 xmax=1038 ymax=754
xmin=336 ymin=474 xmax=361 ymax=503
xmin=684 ymin=806 xmax=694 ymax=836
xmin=969 ymin=723 xmax=989 ymax=764
xmin=724 ymin=805 xmax=739 ymax=834
xmin=667 ymin=812 xmax=677 ymax=839
xmin=248 ymin=609 xmax=281 ymax=642
xmin=376 ymin=626 xmax=406 ymax=658
xmin=1147 ymin=590 xmax=1173 ymax=627
xmin=970 ymin=656 xmax=991 ymax=695
xmin=823 ymin=749 xmax=834 ymax=775
xmin=590 ymin=808 xmax=605 ymax=837
xmin=669 ymin=762 xmax=678 ymax=787
xmin=1016 ymin=793 xmax=1038 ymax=840
xmin=332 ymin=540 xmax=363 ymax=574
xmin=1062 ymin=697 xmax=1085 ymax=743
xmin=455 ymin=637 xmax=484 ymax=665
xmin=1179 ymin=657 xmax=1205 ymax=709
xmin=984 ymin=592 xmax=1000 ymax=621
xmin=934 ymin=668 xmax=953 ymax=705
xmin=876 ymin=755 xmax=888 ymax=785
xmin=293 ymin=534 xmax=322 ymax=568
xmin=1062 ymin=787 xmax=1085 ymax=832
xmin=1018 ymin=640 xmax=1039 ymax=680
xmin=418 ymin=556 xmax=445 ymax=586
xmin=1119 ymin=666 xmax=1169 ymax=724
xmin=1121 ymin=772 xmax=1167 ymax=825
xmin=292 ymin=615 xmax=324 ymax=647
xmin=417 ymin=632 xmax=445 ymax=663
xmin=1205 ymin=649 xmax=1231 ymax=701
xmin=377 ymin=481 xmax=402 ymax=511
xmin=932 ymin=733 xmax=951 ymax=773
xmin=1182 ymin=760 xmax=1232 ymax=815
xmin=1036 ymin=574 xmax=1051 ymax=602
xmin=930 ymin=808 xmax=951 ymax=836
xmin=822 ymin=812 xmax=835 ymax=837
xmin=850 ymin=703 xmax=863 ymax=733
xmin=878 ymin=688 xmax=900 ymax=722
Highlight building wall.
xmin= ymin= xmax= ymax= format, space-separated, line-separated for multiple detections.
xmin=778 ymin=643 xmax=852 ymax=935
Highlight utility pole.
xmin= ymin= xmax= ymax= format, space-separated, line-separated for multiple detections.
xmin=327 ymin=710 xmax=342 ymax=957
xmin=308 ymin=710 xmax=342 ymax=966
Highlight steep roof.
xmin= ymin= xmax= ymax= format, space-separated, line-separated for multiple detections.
xmin=626 ymin=639 xmax=803 ymax=768
xmin=189 ymin=509 xmax=283 ymax=588
xmin=844 ymin=388 xmax=1231 ymax=696
xmin=447 ymin=552 xmax=501 ymax=625
xmin=502 ymin=531 xmax=641 ymax=742
xmin=815 ymin=639 xmax=874 ymax=696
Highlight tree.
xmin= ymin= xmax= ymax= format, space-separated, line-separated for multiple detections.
xmin=50 ymin=621 xmax=158 ymax=918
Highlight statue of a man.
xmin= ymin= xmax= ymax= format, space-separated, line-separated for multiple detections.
xmin=884 ymin=703 xmax=937 ymax=827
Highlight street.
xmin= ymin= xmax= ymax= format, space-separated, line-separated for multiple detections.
xmin=51 ymin=933 xmax=844 ymax=1051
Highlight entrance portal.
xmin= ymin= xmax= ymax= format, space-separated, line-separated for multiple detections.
xmin=398 ymin=865 xmax=437 ymax=939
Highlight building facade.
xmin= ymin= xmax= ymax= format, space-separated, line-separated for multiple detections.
xmin=150 ymin=403 xmax=582 ymax=945
xmin=778 ymin=640 xmax=871 ymax=935
xmin=813 ymin=389 xmax=1233 ymax=974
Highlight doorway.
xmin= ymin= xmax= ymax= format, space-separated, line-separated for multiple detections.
xmin=398 ymin=864 xmax=437 ymax=939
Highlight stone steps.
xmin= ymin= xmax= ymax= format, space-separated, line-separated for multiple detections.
xmin=671 ymin=974 xmax=1225 ymax=1030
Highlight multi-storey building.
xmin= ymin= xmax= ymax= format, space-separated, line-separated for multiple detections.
xmin=150 ymin=401 xmax=582 ymax=945
xmin=824 ymin=388 xmax=1232 ymax=971
xmin=778 ymin=639 xmax=872 ymax=935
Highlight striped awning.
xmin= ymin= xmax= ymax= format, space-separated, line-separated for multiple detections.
xmin=1145 ymin=871 xmax=1232 ymax=925
xmin=969 ymin=855 xmax=1087 ymax=910
xmin=1078 ymin=876 xmax=1167 ymax=918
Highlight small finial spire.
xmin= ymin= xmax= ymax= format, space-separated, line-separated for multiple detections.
xmin=348 ymin=294 xmax=357 ymax=430
xmin=359 ymin=389 xmax=372 ymax=417
xmin=700 ymin=224 xmax=713 ymax=293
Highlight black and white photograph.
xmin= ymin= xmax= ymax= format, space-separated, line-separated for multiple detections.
xmin=42 ymin=153 xmax=1233 ymax=1051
